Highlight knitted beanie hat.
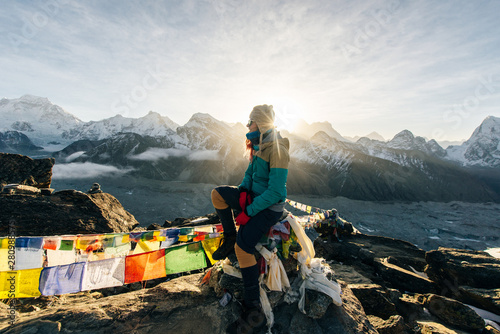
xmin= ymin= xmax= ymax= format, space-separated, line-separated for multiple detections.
xmin=249 ymin=104 xmax=275 ymax=133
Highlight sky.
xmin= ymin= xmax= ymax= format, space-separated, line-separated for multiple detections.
xmin=1 ymin=0 xmax=499 ymax=142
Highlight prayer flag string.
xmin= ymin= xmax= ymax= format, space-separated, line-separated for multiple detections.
xmin=0 ymin=199 xmax=342 ymax=299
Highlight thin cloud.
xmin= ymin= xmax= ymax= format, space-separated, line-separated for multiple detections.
xmin=128 ymin=147 xmax=219 ymax=161
xmin=52 ymin=162 xmax=134 ymax=179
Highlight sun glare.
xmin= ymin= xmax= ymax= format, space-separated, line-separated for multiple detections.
xmin=267 ymin=97 xmax=303 ymax=132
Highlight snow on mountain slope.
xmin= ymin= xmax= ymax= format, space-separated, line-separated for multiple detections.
xmin=0 ymin=95 xmax=82 ymax=146
xmin=176 ymin=113 xmax=238 ymax=150
xmin=445 ymin=116 xmax=500 ymax=167
xmin=293 ymin=119 xmax=347 ymax=141
xmin=290 ymin=131 xmax=354 ymax=171
xmin=347 ymin=132 xmax=385 ymax=142
xmin=355 ymin=130 xmax=446 ymax=168
xmin=69 ymin=111 xmax=179 ymax=141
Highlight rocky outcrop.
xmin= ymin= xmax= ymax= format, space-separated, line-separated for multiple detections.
xmin=425 ymin=248 xmax=500 ymax=289
xmin=314 ymin=231 xmax=500 ymax=333
xmin=423 ymin=294 xmax=485 ymax=331
xmin=0 ymin=153 xmax=54 ymax=189
xmin=0 ymin=190 xmax=139 ymax=236
xmin=425 ymin=247 xmax=500 ymax=317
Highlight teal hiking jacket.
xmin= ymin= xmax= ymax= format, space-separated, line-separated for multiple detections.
xmin=239 ymin=131 xmax=290 ymax=216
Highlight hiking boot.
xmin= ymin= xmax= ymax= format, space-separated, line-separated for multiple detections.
xmin=212 ymin=235 xmax=236 ymax=260
xmin=226 ymin=302 xmax=266 ymax=334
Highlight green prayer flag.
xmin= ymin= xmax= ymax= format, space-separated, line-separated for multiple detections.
xmin=165 ymin=242 xmax=207 ymax=275
xmin=179 ymin=227 xmax=194 ymax=235
xmin=59 ymin=240 xmax=74 ymax=251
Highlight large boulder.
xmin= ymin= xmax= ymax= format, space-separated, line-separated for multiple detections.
xmin=367 ymin=315 xmax=406 ymax=334
xmin=349 ymin=284 xmax=398 ymax=320
xmin=0 ymin=190 xmax=139 ymax=236
xmin=458 ymin=286 xmax=500 ymax=316
xmin=425 ymin=248 xmax=500 ymax=290
xmin=423 ymin=294 xmax=485 ymax=331
xmin=0 ymin=153 xmax=54 ymax=188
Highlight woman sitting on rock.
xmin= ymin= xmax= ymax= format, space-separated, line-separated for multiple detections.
xmin=210 ymin=104 xmax=290 ymax=333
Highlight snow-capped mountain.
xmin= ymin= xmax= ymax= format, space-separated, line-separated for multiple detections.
xmin=346 ymin=132 xmax=385 ymax=142
xmin=66 ymin=111 xmax=179 ymax=141
xmin=286 ymin=129 xmax=499 ymax=202
xmin=446 ymin=116 xmax=500 ymax=168
xmin=176 ymin=113 xmax=244 ymax=151
xmin=0 ymin=130 xmax=42 ymax=153
xmin=294 ymin=119 xmax=347 ymax=141
xmin=0 ymin=95 xmax=181 ymax=149
xmin=0 ymin=95 xmax=82 ymax=147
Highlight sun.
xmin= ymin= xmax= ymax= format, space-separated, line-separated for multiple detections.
xmin=268 ymin=97 xmax=303 ymax=132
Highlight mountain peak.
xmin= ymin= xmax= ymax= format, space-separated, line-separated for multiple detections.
xmin=392 ymin=129 xmax=414 ymax=140
xmin=365 ymin=131 xmax=385 ymax=141
xmin=447 ymin=115 xmax=500 ymax=167
xmin=187 ymin=113 xmax=216 ymax=123
xmin=469 ymin=115 xmax=500 ymax=141
xmin=19 ymin=94 xmax=51 ymax=104
xmin=184 ymin=113 xmax=230 ymax=131
xmin=311 ymin=130 xmax=332 ymax=144
xmin=294 ymin=119 xmax=346 ymax=141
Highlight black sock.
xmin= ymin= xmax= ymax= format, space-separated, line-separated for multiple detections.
xmin=216 ymin=207 xmax=236 ymax=236
xmin=240 ymin=264 xmax=260 ymax=307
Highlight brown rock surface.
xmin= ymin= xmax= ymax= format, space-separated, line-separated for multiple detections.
xmin=425 ymin=248 xmax=500 ymax=290
xmin=1 ymin=273 xmax=378 ymax=334
xmin=0 ymin=153 xmax=54 ymax=189
xmin=367 ymin=314 xmax=406 ymax=334
xmin=0 ymin=190 xmax=139 ymax=236
xmin=424 ymin=294 xmax=485 ymax=331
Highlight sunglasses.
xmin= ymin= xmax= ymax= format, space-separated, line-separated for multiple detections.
xmin=246 ymin=119 xmax=254 ymax=127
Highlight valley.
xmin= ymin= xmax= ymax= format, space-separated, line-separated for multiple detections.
xmin=51 ymin=175 xmax=500 ymax=252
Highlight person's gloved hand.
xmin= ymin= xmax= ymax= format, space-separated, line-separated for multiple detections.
xmin=235 ymin=190 xmax=252 ymax=226
xmin=235 ymin=211 xmax=251 ymax=225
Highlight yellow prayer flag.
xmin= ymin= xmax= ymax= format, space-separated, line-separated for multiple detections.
xmin=122 ymin=234 xmax=130 ymax=243
xmin=201 ymin=237 xmax=222 ymax=265
xmin=307 ymin=206 xmax=312 ymax=213
xmin=133 ymin=240 xmax=160 ymax=255
xmin=0 ymin=238 xmax=10 ymax=249
xmin=0 ymin=268 xmax=42 ymax=299
xmin=0 ymin=249 xmax=12 ymax=271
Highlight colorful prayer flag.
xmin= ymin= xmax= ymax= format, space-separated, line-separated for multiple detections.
xmin=165 ymin=242 xmax=207 ymax=275
xmin=125 ymin=249 xmax=166 ymax=284
xmin=39 ymin=262 xmax=86 ymax=296
xmin=14 ymin=248 xmax=44 ymax=270
xmin=82 ymin=257 xmax=125 ymax=291
xmin=0 ymin=268 xmax=42 ymax=299
xmin=46 ymin=249 xmax=76 ymax=267
xmin=59 ymin=239 xmax=74 ymax=251
xmin=201 ymin=237 xmax=222 ymax=265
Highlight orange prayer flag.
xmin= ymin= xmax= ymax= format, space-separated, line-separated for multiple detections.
xmin=43 ymin=238 xmax=59 ymax=250
xmin=124 ymin=249 xmax=166 ymax=284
